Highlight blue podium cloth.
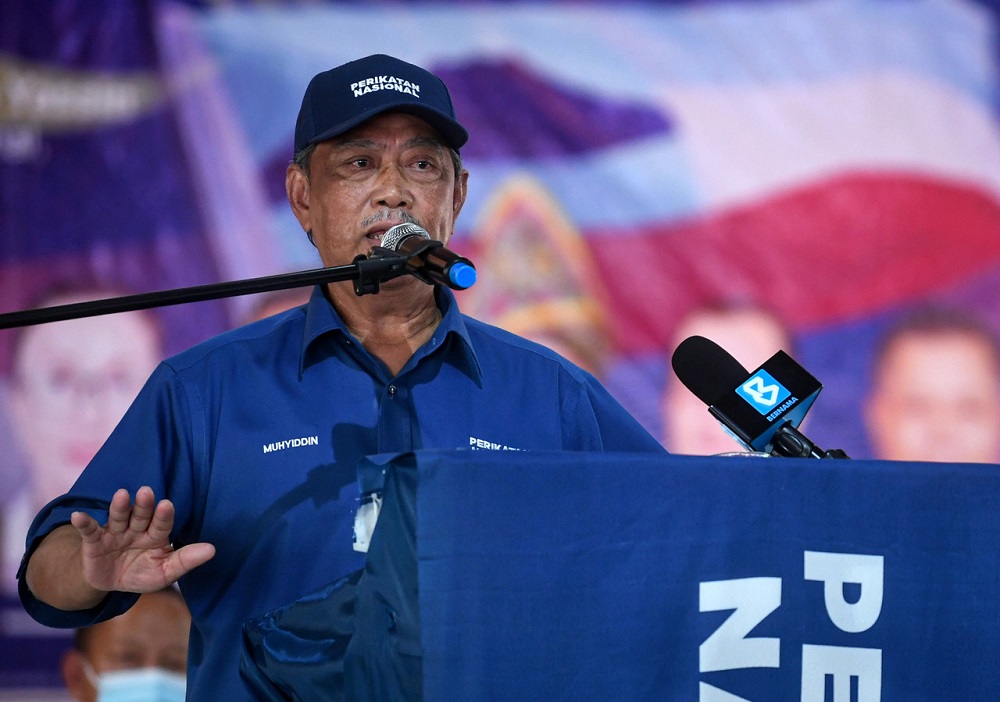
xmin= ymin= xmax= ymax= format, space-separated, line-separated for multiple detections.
xmin=240 ymin=454 xmax=419 ymax=701
xmin=242 ymin=450 xmax=1000 ymax=700
xmin=416 ymin=451 xmax=1000 ymax=700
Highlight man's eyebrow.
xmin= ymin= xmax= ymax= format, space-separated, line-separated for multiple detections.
xmin=329 ymin=137 xmax=379 ymax=152
xmin=406 ymin=135 xmax=447 ymax=151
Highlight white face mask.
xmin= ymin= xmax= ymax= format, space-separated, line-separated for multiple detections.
xmin=83 ymin=661 xmax=187 ymax=702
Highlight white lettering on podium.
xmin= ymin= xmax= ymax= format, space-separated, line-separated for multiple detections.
xmin=801 ymin=644 xmax=882 ymax=702
xmin=699 ymin=577 xmax=781 ymax=673
xmin=804 ymin=551 xmax=884 ymax=633
xmin=700 ymin=682 xmax=752 ymax=701
xmin=697 ymin=551 xmax=884 ymax=700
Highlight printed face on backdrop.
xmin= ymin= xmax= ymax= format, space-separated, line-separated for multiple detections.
xmin=662 ymin=307 xmax=791 ymax=455
xmin=286 ymin=112 xmax=468 ymax=283
xmin=9 ymin=295 xmax=162 ymax=506
xmin=864 ymin=331 xmax=1000 ymax=463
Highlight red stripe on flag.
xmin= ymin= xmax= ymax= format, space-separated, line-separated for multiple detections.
xmin=586 ymin=172 xmax=1000 ymax=354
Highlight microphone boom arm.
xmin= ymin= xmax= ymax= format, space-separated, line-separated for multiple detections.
xmin=0 ymin=253 xmax=409 ymax=330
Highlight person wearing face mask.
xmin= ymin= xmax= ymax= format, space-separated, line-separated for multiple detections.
xmin=60 ymin=587 xmax=189 ymax=702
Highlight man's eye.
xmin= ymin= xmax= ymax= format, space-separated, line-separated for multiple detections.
xmin=352 ymin=158 xmax=370 ymax=168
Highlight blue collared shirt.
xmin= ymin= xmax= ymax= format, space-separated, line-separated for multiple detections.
xmin=19 ymin=285 xmax=665 ymax=701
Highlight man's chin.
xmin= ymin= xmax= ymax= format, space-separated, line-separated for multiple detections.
xmin=379 ymin=275 xmax=424 ymax=293
xmin=324 ymin=271 xmax=424 ymax=296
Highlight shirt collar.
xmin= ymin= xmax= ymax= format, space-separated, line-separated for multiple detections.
xmin=299 ymin=285 xmax=481 ymax=382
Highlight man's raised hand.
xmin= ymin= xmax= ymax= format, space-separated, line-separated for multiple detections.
xmin=71 ymin=486 xmax=215 ymax=594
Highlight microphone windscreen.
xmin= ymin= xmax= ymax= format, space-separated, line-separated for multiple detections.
xmin=381 ymin=223 xmax=429 ymax=252
xmin=671 ymin=335 xmax=749 ymax=405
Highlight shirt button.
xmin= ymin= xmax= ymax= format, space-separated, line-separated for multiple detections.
xmin=388 ymin=385 xmax=397 ymax=398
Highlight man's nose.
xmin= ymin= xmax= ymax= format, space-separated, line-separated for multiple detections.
xmin=372 ymin=164 xmax=412 ymax=209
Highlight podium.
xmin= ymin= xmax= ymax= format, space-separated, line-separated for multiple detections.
xmin=245 ymin=450 xmax=1000 ymax=700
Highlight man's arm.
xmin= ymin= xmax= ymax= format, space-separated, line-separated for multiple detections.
xmin=25 ymin=524 xmax=105 ymax=610
xmin=24 ymin=486 xmax=215 ymax=611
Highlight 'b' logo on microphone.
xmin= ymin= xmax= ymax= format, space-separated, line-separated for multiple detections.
xmin=737 ymin=370 xmax=791 ymax=414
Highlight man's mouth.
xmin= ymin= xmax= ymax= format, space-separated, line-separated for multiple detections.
xmin=362 ymin=211 xmax=420 ymax=246
xmin=365 ymin=228 xmax=389 ymax=245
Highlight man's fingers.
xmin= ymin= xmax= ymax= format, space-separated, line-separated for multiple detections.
xmin=70 ymin=511 xmax=100 ymax=543
xmin=165 ymin=543 xmax=216 ymax=582
xmin=105 ymin=489 xmax=133 ymax=534
xmin=129 ymin=486 xmax=157 ymax=533
xmin=147 ymin=499 xmax=175 ymax=542
xmin=70 ymin=486 xmax=193 ymax=593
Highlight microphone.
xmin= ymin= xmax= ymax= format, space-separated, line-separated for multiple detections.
xmin=370 ymin=223 xmax=477 ymax=290
xmin=671 ymin=335 xmax=849 ymax=459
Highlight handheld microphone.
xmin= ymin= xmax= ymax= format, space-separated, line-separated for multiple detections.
xmin=370 ymin=223 xmax=477 ymax=290
xmin=671 ymin=335 xmax=849 ymax=459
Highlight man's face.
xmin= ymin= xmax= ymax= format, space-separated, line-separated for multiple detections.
xmin=287 ymin=112 xmax=467 ymax=279
xmin=62 ymin=590 xmax=190 ymax=702
xmin=10 ymin=299 xmax=161 ymax=503
xmin=865 ymin=331 xmax=1000 ymax=463
xmin=85 ymin=592 xmax=190 ymax=675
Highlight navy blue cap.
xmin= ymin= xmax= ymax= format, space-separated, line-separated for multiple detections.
xmin=293 ymin=54 xmax=469 ymax=155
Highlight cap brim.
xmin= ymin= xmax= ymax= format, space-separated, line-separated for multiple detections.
xmin=307 ymin=103 xmax=468 ymax=152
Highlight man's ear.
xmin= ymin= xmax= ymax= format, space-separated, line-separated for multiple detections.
xmin=61 ymin=649 xmax=94 ymax=702
xmin=286 ymin=164 xmax=312 ymax=234
xmin=453 ymin=168 xmax=469 ymax=221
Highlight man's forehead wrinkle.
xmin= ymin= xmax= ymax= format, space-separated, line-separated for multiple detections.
xmin=329 ymin=137 xmax=379 ymax=152
xmin=329 ymin=134 xmax=445 ymax=152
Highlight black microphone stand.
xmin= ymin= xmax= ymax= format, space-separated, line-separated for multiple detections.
xmin=771 ymin=424 xmax=850 ymax=459
xmin=0 ymin=253 xmax=409 ymax=330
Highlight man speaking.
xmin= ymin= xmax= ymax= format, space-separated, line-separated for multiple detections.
xmin=18 ymin=54 xmax=665 ymax=700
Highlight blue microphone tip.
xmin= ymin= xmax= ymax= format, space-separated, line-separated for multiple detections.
xmin=448 ymin=263 xmax=477 ymax=290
